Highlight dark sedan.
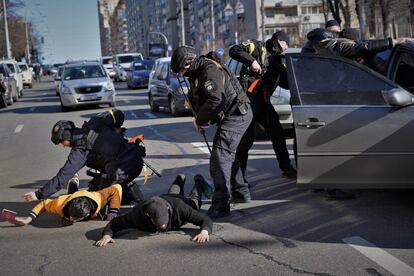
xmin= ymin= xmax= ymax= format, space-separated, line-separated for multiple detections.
xmin=126 ymin=60 xmax=154 ymax=89
xmin=148 ymin=57 xmax=191 ymax=116
xmin=287 ymin=44 xmax=414 ymax=189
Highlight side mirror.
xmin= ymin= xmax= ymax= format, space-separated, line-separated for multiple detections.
xmin=382 ymin=88 xmax=414 ymax=107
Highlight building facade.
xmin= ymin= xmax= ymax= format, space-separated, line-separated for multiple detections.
xmin=97 ymin=0 xmax=119 ymax=56
xmin=110 ymin=0 xmax=129 ymax=54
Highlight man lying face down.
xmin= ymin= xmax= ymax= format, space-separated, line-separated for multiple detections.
xmin=95 ymin=174 xmax=214 ymax=246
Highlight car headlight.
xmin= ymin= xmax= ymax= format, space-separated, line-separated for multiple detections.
xmin=61 ymin=86 xmax=71 ymax=94
xmin=104 ymin=82 xmax=114 ymax=92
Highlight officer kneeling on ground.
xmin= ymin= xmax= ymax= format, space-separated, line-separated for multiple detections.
xmin=23 ymin=109 xmax=144 ymax=205
xmin=170 ymin=46 xmax=253 ymax=218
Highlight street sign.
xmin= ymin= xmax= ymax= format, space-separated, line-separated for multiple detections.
xmin=217 ymin=48 xmax=225 ymax=56
xmin=224 ymin=3 xmax=234 ymax=17
xmin=235 ymin=0 xmax=245 ymax=15
xmin=204 ymin=33 xmax=212 ymax=41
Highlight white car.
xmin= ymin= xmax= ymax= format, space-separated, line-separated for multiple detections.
xmin=100 ymin=56 xmax=116 ymax=79
xmin=113 ymin=53 xmax=143 ymax=82
xmin=0 ymin=60 xmax=24 ymax=97
xmin=17 ymin=62 xmax=33 ymax=88
xmin=59 ymin=61 xmax=115 ymax=112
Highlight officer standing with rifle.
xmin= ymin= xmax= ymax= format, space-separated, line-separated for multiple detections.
xmin=229 ymin=31 xmax=297 ymax=184
xmin=171 ymin=46 xmax=253 ymax=218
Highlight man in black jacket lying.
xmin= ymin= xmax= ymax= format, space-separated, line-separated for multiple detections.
xmin=95 ymin=174 xmax=213 ymax=247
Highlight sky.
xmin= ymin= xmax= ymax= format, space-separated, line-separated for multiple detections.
xmin=18 ymin=0 xmax=101 ymax=64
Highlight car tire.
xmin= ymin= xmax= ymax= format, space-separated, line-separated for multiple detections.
xmin=149 ymin=93 xmax=159 ymax=112
xmin=28 ymin=83 xmax=33 ymax=89
xmin=169 ymin=96 xmax=179 ymax=117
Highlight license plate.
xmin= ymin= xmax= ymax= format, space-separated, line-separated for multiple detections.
xmin=79 ymin=95 xmax=98 ymax=101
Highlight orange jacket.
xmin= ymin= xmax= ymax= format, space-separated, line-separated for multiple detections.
xmin=29 ymin=184 xmax=122 ymax=221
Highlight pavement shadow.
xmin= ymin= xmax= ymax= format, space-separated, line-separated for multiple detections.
xmin=84 ymin=227 xmax=153 ymax=241
xmin=0 ymin=105 xmax=61 ymax=114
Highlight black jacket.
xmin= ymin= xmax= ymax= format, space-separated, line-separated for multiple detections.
xmin=102 ymin=194 xmax=213 ymax=237
xmin=185 ymin=57 xmax=248 ymax=125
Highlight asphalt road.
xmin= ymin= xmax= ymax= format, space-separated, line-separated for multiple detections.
xmin=0 ymin=79 xmax=413 ymax=276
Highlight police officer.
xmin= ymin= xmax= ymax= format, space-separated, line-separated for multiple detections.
xmin=171 ymin=46 xmax=253 ymax=218
xmin=229 ymin=31 xmax=297 ymax=182
xmin=23 ymin=109 xmax=144 ymax=205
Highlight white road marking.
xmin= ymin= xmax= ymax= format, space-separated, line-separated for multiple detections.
xmin=14 ymin=124 xmax=24 ymax=133
xmin=144 ymin=112 xmax=157 ymax=119
xmin=42 ymin=92 xmax=46 ymax=96
xmin=123 ymin=99 xmax=131 ymax=103
xmin=343 ymin=236 xmax=414 ymax=276
xmin=191 ymin=142 xmax=212 ymax=154
xmin=29 ymin=107 xmax=36 ymax=112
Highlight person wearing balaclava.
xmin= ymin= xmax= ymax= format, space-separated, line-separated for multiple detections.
xmin=95 ymin=174 xmax=214 ymax=247
xmin=229 ymin=31 xmax=297 ymax=192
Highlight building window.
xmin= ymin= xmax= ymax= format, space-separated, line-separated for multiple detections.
xmin=301 ymin=7 xmax=307 ymax=14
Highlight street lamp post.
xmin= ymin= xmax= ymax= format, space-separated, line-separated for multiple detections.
xmin=180 ymin=0 xmax=185 ymax=46
xmin=149 ymin=31 xmax=169 ymax=57
xmin=2 ymin=0 xmax=12 ymax=59
xmin=210 ymin=0 xmax=215 ymax=50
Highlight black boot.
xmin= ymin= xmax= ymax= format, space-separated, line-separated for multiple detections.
xmin=168 ymin=174 xmax=186 ymax=195
xmin=194 ymin=174 xmax=214 ymax=199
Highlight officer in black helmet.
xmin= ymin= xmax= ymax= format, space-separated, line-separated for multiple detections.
xmin=229 ymin=31 xmax=297 ymax=184
xmin=171 ymin=46 xmax=253 ymax=218
xmin=23 ymin=109 xmax=144 ymax=205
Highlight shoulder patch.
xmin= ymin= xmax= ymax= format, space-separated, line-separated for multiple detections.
xmin=204 ymin=80 xmax=217 ymax=92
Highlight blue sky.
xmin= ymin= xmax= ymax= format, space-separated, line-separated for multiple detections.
xmin=20 ymin=0 xmax=101 ymax=64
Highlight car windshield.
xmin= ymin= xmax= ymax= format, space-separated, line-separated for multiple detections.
xmin=102 ymin=58 xmax=112 ymax=65
xmin=133 ymin=61 xmax=154 ymax=71
xmin=0 ymin=66 xmax=7 ymax=76
xmin=118 ymin=55 xmax=142 ymax=63
xmin=19 ymin=65 xmax=28 ymax=71
xmin=5 ymin=64 xmax=15 ymax=73
xmin=63 ymin=65 xmax=106 ymax=80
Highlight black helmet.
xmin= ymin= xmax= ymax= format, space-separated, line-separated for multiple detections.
xmin=51 ymin=120 xmax=75 ymax=145
xmin=171 ymin=46 xmax=197 ymax=73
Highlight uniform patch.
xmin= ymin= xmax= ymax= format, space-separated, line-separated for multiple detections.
xmin=204 ymin=80 xmax=217 ymax=92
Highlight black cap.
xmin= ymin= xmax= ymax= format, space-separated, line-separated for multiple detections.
xmin=51 ymin=120 xmax=75 ymax=145
xmin=325 ymin=19 xmax=340 ymax=28
xmin=272 ymin=30 xmax=290 ymax=45
xmin=144 ymin=197 xmax=170 ymax=230
xmin=171 ymin=46 xmax=197 ymax=73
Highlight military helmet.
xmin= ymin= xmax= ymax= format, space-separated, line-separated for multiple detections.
xmin=51 ymin=120 xmax=75 ymax=145
xmin=171 ymin=46 xmax=197 ymax=73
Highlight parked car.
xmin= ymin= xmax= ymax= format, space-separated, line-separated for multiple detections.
xmin=0 ymin=60 xmax=23 ymax=97
xmin=54 ymin=66 xmax=65 ymax=95
xmin=59 ymin=61 xmax=115 ymax=112
xmin=285 ymin=44 xmax=414 ymax=189
xmin=17 ymin=62 xmax=33 ymax=88
xmin=148 ymin=57 xmax=191 ymax=116
xmin=113 ymin=53 xmax=143 ymax=82
xmin=100 ymin=56 xmax=116 ymax=79
xmin=0 ymin=64 xmax=18 ymax=105
xmin=126 ymin=60 xmax=154 ymax=89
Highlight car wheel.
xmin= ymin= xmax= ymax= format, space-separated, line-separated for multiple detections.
xmin=149 ymin=93 xmax=159 ymax=112
xmin=28 ymin=83 xmax=33 ymax=89
xmin=169 ymin=96 xmax=179 ymax=117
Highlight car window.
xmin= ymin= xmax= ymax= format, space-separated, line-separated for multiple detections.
xmin=290 ymin=56 xmax=396 ymax=105
xmin=19 ymin=65 xmax=28 ymax=71
xmin=159 ymin=63 xmax=169 ymax=79
xmin=63 ymin=65 xmax=106 ymax=80
xmin=393 ymin=52 xmax=414 ymax=94
xmin=0 ymin=65 xmax=8 ymax=76
xmin=102 ymin=58 xmax=113 ymax=65
xmin=5 ymin=64 xmax=15 ymax=73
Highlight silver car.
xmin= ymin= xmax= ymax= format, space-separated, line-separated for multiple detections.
xmin=59 ymin=61 xmax=115 ymax=112
xmin=285 ymin=44 xmax=414 ymax=189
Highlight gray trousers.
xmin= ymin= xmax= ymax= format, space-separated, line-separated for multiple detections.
xmin=210 ymin=107 xmax=253 ymax=209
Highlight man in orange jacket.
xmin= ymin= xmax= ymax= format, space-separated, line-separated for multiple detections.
xmin=11 ymin=184 xmax=122 ymax=226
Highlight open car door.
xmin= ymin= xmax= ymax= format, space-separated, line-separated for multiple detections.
xmin=285 ymin=54 xmax=414 ymax=189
